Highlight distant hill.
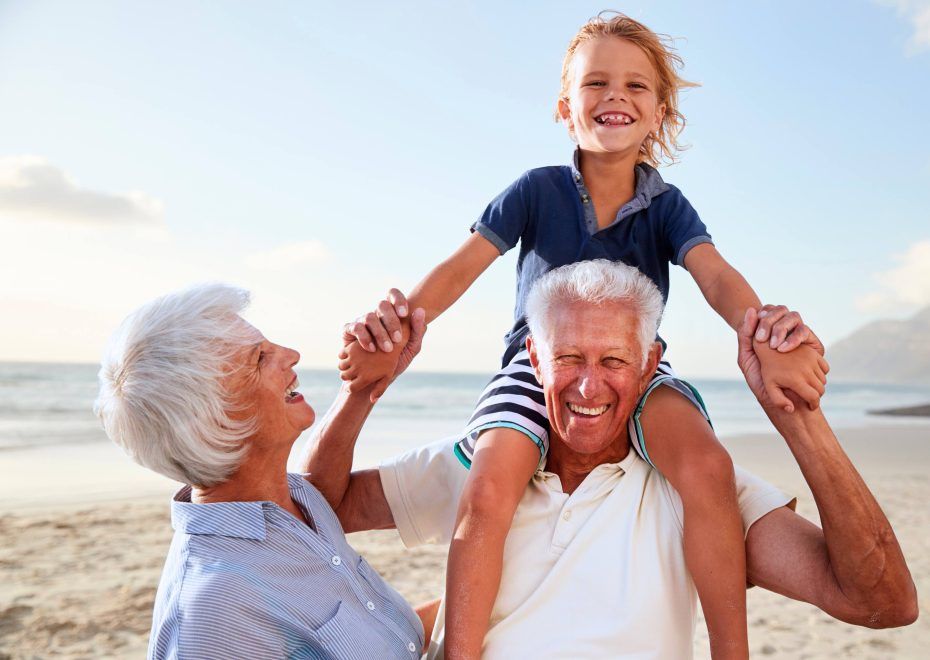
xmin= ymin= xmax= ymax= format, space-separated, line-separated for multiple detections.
xmin=827 ymin=306 xmax=930 ymax=385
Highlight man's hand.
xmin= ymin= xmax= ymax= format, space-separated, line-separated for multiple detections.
xmin=738 ymin=308 xmax=829 ymax=412
xmin=752 ymin=304 xmax=824 ymax=355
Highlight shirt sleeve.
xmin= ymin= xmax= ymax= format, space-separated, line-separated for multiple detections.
xmin=660 ymin=185 xmax=714 ymax=267
xmin=470 ymin=172 xmax=532 ymax=255
xmin=733 ymin=465 xmax=797 ymax=536
xmin=663 ymin=464 xmax=794 ymax=539
xmin=379 ymin=438 xmax=468 ymax=548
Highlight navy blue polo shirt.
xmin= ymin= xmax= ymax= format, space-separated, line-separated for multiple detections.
xmin=472 ymin=151 xmax=712 ymax=364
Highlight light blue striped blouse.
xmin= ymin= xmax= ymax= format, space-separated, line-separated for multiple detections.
xmin=148 ymin=473 xmax=423 ymax=659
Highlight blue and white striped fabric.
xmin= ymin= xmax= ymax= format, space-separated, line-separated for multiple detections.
xmin=453 ymin=350 xmax=710 ymax=472
xmin=149 ymin=473 xmax=423 ymax=660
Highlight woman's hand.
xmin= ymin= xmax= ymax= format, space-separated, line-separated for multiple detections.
xmin=338 ymin=290 xmax=425 ymax=402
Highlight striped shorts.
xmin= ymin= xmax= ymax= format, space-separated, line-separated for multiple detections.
xmin=452 ymin=348 xmax=712 ymax=470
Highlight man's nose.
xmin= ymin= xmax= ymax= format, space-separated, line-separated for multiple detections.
xmin=577 ymin=368 xmax=603 ymax=399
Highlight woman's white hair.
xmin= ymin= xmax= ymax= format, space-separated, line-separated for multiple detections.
xmin=525 ymin=260 xmax=665 ymax=364
xmin=94 ymin=283 xmax=259 ymax=487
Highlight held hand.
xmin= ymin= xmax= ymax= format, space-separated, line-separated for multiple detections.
xmin=739 ymin=309 xmax=829 ymax=413
xmin=752 ymin=304 xmax=825 ymax=355
xmin=342 ymin=288 xmax=410 ymax=353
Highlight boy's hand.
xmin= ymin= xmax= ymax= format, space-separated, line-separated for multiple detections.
xmin=739 ymin=308 xmax=828 ymax=413
xmin=744 ymin=305 xmax=829 ymax=412
xmin=753 ymin=304 xmax=824 ymax=355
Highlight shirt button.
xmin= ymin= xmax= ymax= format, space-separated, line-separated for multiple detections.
xmin=408 ymin=642 xmax=417 ymax=653
xmin=331 ymin=555 xmax=342 ymax=566
xmin=581 ymin=195 xmax=589 ymax=203
xmin=562 ymin=510 xmax=572 ymax=521
xmin=367 ymin=601 xmax=375 ymax=610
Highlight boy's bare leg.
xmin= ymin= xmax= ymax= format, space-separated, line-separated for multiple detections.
xmin=640 ymin=386 xmax=749 ymax=660
xmin=445 ymin=428 xmax=539 ymax=659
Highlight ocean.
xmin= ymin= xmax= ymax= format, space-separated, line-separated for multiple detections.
xmin=2 ymin=361 xmax=929 ymax=461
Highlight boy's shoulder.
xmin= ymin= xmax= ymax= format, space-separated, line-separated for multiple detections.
xmin=515 ymin=165 xmax=572 ymax=185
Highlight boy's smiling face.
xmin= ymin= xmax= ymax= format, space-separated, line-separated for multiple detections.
xmin=559 ymin=36 xmax=666 ymax=157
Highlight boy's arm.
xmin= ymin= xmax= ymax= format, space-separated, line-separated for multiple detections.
xmin=339 ymin=232 xmax=500 ymax=399
xmin=684 ymin=243 xmax=828 ymax=412
xmin=684 ymin=243 xmax=761 ymax=331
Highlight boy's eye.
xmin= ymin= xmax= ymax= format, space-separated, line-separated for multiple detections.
xmin=584 ymin=80 xmax=606 ymax=87
xmin=629 ymin=83 xmax=646 ymax=90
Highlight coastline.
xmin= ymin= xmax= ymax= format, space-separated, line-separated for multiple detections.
xmin=2 ymin=424 xmax=928 ymax=658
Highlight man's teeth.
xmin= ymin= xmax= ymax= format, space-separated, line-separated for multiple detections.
xmin=595 ymin=114 xmax=633 ymax=125
xmin=567 ymin=402 xmax=609 ymax=416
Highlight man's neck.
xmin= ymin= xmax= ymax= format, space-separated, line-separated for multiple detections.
xmin=546 ymin=435 xmax=631 ymax=495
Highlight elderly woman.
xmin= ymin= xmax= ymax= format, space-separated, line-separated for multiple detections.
xmin=94 ymin=283 xmax=429 ymax=660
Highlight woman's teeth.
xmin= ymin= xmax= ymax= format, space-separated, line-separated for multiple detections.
xmin=567 ymin=402 xmax=609 ymax=416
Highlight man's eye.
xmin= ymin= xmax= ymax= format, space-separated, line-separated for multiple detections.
xmin=603 ymin=357 xmax=626 ymax=368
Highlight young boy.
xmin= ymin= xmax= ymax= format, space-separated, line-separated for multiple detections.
xmin=339 ymin=13 xmax=827 ymax=659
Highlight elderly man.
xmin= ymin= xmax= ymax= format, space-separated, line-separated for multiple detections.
xmin=302 ymin=259 xmax=917 ymax=658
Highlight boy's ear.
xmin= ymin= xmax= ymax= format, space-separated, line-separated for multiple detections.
xmin=652 ymin=103 xmax=667 ymax=133
xmin=557 ymin=97 xmax=573 ymax=131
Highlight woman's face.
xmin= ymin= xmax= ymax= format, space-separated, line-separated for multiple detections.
xmin=229 ymin=320 xmax=315 ymax=448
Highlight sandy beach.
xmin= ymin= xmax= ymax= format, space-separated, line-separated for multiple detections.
xmin=2 ymin=422 xmax=928 ymax=659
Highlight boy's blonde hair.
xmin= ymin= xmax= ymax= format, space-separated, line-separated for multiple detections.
xmin=556 ymin=11 xmax=698 ymax=166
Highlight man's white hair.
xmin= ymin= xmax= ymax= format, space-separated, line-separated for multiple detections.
xmin=525 ymin=259 xmax=665 ymax=364
xmin=94 ymin=283 xmax=258 ymax=487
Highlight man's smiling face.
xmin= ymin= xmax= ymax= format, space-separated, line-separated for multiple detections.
xmin=528 ymin=299 xmax=659 ymax=460
xmin=558 ymin=36 xmax=666 ymax=156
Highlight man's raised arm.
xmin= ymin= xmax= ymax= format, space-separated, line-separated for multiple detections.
xmin=738 ymin=309 xmax=918 ymax=628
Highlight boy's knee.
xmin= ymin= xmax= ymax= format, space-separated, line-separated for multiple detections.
xmin=671 ymin=444 xmax=737 ymax=506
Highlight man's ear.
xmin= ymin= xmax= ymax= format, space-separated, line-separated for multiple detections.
xmin=526 ymin=335 xmax=544 ymax=384
xmin=639 ymin=342 xmax=662 ymax=392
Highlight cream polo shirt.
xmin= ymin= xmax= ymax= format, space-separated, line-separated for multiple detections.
xmin=379 ymin=439 xmax=793 ymax=660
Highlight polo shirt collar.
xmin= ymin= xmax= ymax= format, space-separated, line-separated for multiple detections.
xmin=170 ymin=474 xmax=316 ymax=541
xmin=538 ymin=444 xmax=644 ymax=491
xmin=569 ymin=148 xmax=670 ymax=210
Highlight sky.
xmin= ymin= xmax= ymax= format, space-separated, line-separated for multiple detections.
xmin=1 ymin=0 xmax=928 ymax=378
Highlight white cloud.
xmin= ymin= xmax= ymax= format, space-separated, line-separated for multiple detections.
xmin=877 ymin=0 xmax=930 ymax=52
xmin=857 ymin=239 xmax=930 ymax=311
xmin=0 ymin=155 xmax=162 ymax=224
xmin=245 ymin=240 xmax=332 ymax=271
